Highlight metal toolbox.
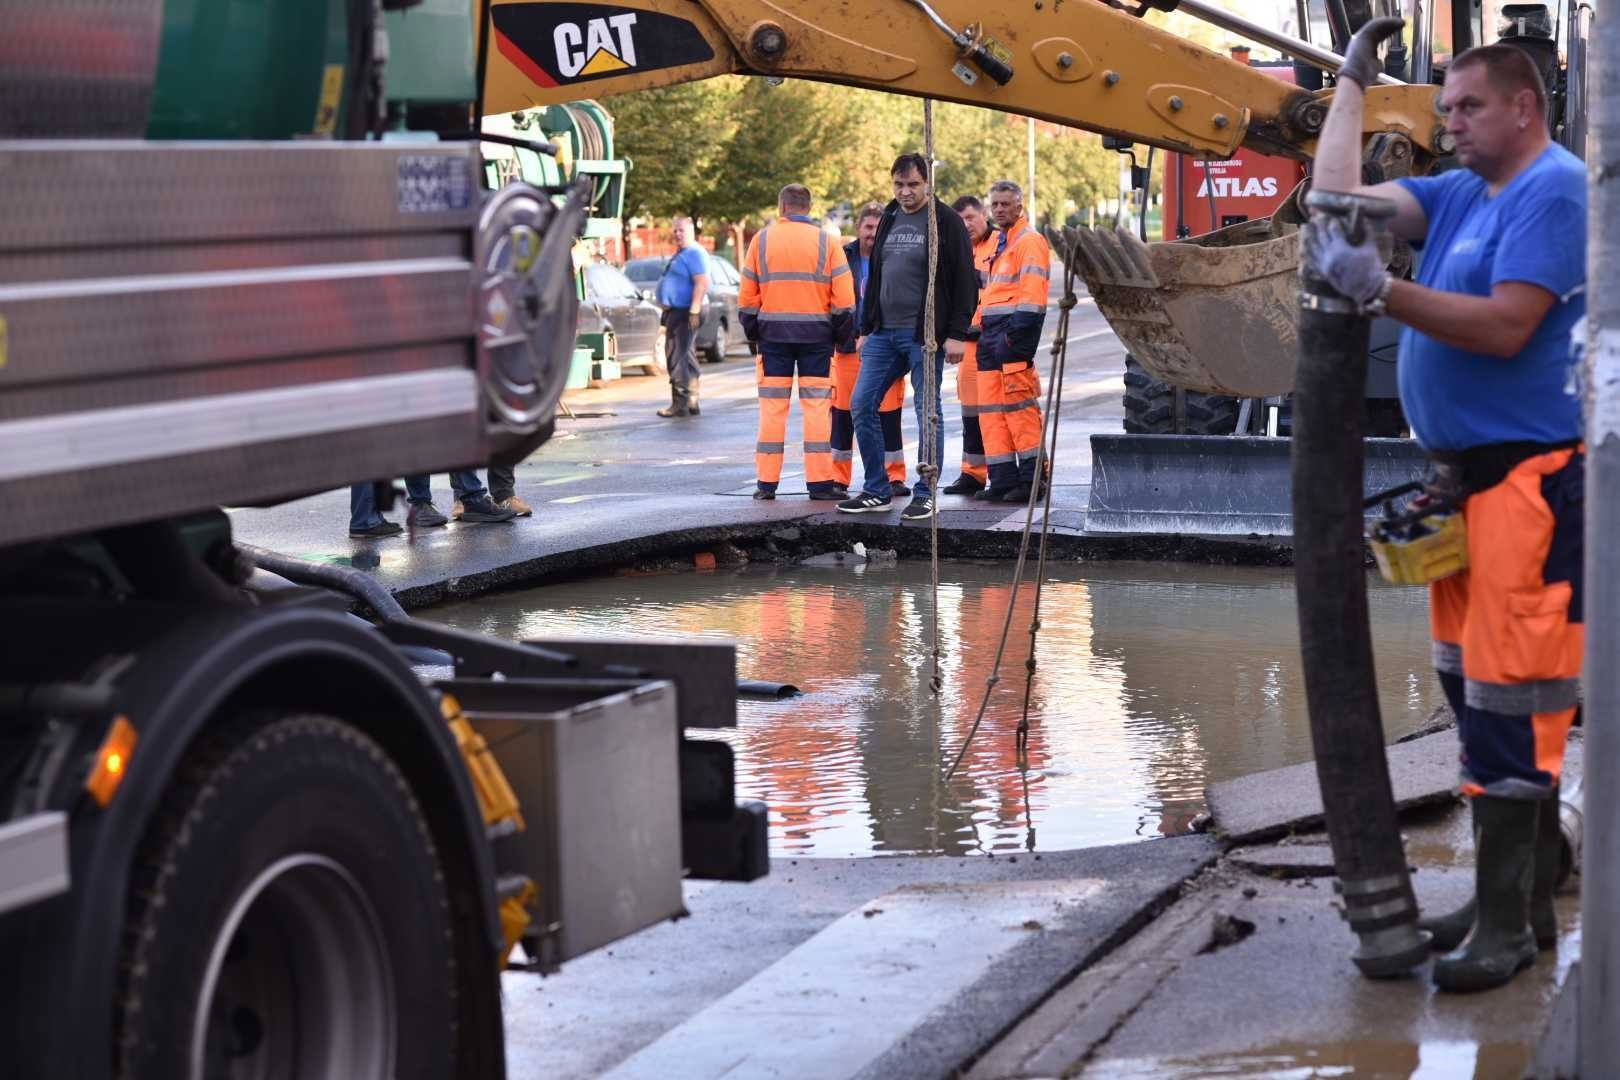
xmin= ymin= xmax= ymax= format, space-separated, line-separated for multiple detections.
xmin=438 ymin=677 xmax=684 ymax=969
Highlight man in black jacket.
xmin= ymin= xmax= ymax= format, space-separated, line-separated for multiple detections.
xmin=837 ymin=153 xmax=978 ymax=521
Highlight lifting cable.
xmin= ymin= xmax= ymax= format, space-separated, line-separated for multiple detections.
xmin=921 ymin=99 xmax=945 ymax=695
xmin=942 ymin=228 xmax=1080 ymax=781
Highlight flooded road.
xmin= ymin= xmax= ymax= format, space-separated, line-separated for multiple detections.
xmin=430 ymin=559 xmax=1444 ymax=856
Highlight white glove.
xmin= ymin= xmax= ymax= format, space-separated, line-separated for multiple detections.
xmin=1304 ymin=215 xmax=1389 ymax=304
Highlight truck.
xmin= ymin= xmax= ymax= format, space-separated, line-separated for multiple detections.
xmin=0 ymin=3 xmax=765 ymax=1077
xmin=0 ymin=0 xmax=1593 ymax=1075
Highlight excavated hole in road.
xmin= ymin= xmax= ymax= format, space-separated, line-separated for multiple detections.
xmin=428 ymin=553 xmax=1444 ymax=858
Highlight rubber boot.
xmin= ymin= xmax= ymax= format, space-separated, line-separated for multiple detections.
xmin=1418 ymin=798 xmax=1478 ymax=953
xmin=657 ymin=383 xmax=690 ymax=418
xmin=1432 ymin=795 xmax=1539 ymax=993
xmin=1529 ymin=787 xmax=1561 ymax=951
xmin=687 ymin=377 xmax=700 ymax=417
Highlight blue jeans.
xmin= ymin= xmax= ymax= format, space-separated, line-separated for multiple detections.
xmin=349 ymin=471 xmax=485 ymax=530
xmin=853 ymin=328 xmax=943 ymax=498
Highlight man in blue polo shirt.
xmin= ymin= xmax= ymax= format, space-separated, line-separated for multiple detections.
xmin=654 ymin=215 xmax=710 ymax=418
xmin=1311 ymin=28 xmax=1586 ymax=994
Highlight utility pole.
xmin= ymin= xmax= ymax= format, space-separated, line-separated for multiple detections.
xmin=1582 ymin=0 xmax=1619 ymax=1070
xmin=1027 ymin=117 xmax=1038 ymax=225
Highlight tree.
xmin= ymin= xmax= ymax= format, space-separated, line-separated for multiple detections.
xmin=602 ymin=79 xmax=741 ymax=226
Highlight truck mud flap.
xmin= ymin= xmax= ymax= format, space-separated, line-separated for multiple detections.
xmin=1084 ymin=434 xmax=1428 ymax=537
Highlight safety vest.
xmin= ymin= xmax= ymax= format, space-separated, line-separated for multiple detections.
xmin=974 ymin=217 xmax=1050 ymax=326
xmin=739 ymin=217 xmax=856 ymax=345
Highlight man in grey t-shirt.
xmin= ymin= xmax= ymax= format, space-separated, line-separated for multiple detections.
xmin=836 ymin=152 xmax=978 ymax=522
xmin=879 ymin=206 xmax=929 ymax=332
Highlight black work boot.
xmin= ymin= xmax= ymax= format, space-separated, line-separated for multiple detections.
xmin=657 ymin=383 xmax=690 ymax=418
xmin=1529 ymin=787 xmax=1562 ymax=950
xmin=1432 ymin=795 xmax=1539 ymax=993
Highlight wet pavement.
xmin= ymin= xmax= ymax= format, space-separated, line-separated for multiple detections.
xmin=431 ymin=559 xmax=1445 ymax=856
xmin=229 ymin=286 xmax=1162 ymax=606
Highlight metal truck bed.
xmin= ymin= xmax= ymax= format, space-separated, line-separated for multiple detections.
xmin=0 ymin=140 xmax=565 ymax=549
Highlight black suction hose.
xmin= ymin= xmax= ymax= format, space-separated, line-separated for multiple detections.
xmin=1294 ymin=190 xmax=1429 ymax=979
xmin=238 ymin=542 xmax=408 ymax=624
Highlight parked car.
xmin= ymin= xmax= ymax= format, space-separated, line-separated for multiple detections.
xmin=623 ymin=253 xmax=748 ymax=364
xmin=583 ymin=261 xmax=664 ymax=372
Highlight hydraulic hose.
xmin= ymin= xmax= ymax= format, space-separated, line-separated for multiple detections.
xmin=237 ymin=542 xmax=408 ymax=624
xmin=1293 ymin=189 xmax=1429 ymax=978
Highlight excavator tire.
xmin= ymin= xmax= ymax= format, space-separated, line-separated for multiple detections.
xmin=1122 ymin=356 xmax=1240 ymax=436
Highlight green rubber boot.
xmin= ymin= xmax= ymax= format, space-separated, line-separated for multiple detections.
xmin=1529 ymin=787 xmax=1561 ymax=951
xmin=1432 ymin=795 xmax=1539 ymax=993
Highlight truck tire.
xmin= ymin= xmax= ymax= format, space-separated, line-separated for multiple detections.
xmin=116 ymin=713 xmax=459 ymax=1080
xmin=1122 ymin=355 xmax=1240 ymax=435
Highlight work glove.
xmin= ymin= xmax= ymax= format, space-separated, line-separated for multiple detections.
xmin=1302 ymin=215 xmax=1389 ymax=304
xmin=1337 ymin=16 xmax=1405 ymax=89
xmin=688 ymin=311 xmax=702 ymax=331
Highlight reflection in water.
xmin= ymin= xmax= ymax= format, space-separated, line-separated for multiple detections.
xmin=430 ymin=560 xmax=1441 ymax=857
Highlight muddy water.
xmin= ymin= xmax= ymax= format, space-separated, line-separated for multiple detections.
xmin=430 ymin=559 xmax=1444 ymax=857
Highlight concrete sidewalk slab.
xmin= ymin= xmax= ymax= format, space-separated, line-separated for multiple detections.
xmin=1206 ymin=728 xmax=1463 ymax=844
xmin=501 ymin=837 xmax=1220 ymax=1079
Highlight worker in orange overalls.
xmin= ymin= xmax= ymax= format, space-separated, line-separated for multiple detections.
xmin=943 ymin=194 xmax=998 ymax=496
xmin=973 ymin=180 xmax=1050 ymax=502
xmin=739 ymin=184 xmax=856 ymax=500
xmin=831 ymin=202 xmax=909 ymax=497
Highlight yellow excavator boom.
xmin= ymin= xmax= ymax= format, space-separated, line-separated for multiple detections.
xmin=479 ymin=0 xmax=1444 ymax=396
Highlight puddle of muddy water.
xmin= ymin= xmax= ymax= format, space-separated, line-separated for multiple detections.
xmin=429 ymin=559 xmax=1444 ymax=857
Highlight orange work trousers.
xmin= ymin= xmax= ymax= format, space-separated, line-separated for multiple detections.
xmin=1429 ymin=446 xmax=1584 ymax=797
xmin=831 ymin=350 xmax=906 ymax=490
xmin=976 ymin=357 xmax=1043 ymax=492
xmin=956 ymin=340 xmax=987 ymax=484
xmin=756 ymin=343 xmax=837 ymax=495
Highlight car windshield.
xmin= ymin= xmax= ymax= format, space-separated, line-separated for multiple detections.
xmin=586 ymin=263 xmax=641 ymax=301
xmin=623 ymin=259 xmax=664 ymax=286
xmin=707 ymin=256 xmax=739 ymax=287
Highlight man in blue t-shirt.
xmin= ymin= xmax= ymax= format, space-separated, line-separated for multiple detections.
xmin=654 ymin=215 xmax=711 ymax=418
xmin=1312 ymin=30 xmax=1586 ymax=994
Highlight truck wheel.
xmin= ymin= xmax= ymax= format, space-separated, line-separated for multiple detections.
xmin=116 ymin=713 xmax=458 ymax=1080
xmin=1122 ymin=355 xmax=1239 ymax=436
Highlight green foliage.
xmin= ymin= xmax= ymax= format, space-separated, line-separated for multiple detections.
xmin=602 ymin=79 xmax=741 ymax=225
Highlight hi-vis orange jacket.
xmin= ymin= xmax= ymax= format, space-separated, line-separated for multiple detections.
xmin=973 ymin=216 xmax=1050 ymax=360
xmin=739 ymin=215 xmax=856 ymax=349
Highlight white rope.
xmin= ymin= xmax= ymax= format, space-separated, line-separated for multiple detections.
xmin=943 ymin=227 xmax=1077 ymax=780
xmin=921 ymin=99 xmax=944 ymax=695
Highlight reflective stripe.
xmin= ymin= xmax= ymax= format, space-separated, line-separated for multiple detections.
xmin=758 ymin=227 xmax=769 ymax=278
xmin=816 ymin=229 xmax=827 ymax=282
xmin=1014 ymin=302 xmax=1045 ymax=313
xmin=986 ymin=452 xmax=1016 ymax=464
xmin=988 ymin=272 xmax=1021 ymax=284
xmin=833 ymin=450 xmax=854 ymax=461
xmin=757 ymin=270 xmax=827 ymax=283
xmin=758 ymin=386 xmax=793 ymax=398
xmin=960 ymin=405 xmax=982 ymax=417
xmin=1020 ymin=264 xmax=1051 ymax=279
xmin=830 ymin=264 xmax=851 ymax=278
xmin=741 ymin=267 xmax=760 ymax=282
xmin=981 ymin=303 xmax=1021 ymax=317
xmin=759 ymin=312 xmax=832 ymax=323
xmin=1433 ymin=640 xmax=1463 ymax=675
xmin=803 ymin=441 xmax=833 ymax=453
xmin=756 ymin=441 xmax=785 ymax=454
xmin=885 ymin=449 xmax=906 ymax=463
xmin=799 ymin=386 xmax=834 ymax=399
xmin=830 ymin=305 xmax=854 ymax=315
xmin=739 ymin=305 xmax=760 ymax=315
xmin=963 ymin=452 xmax=987 ymax=465
xmin=1465 ymin=677 xmax=1581 ymax=715
xmin=980 ymin=398 xmax=1040 ymax=413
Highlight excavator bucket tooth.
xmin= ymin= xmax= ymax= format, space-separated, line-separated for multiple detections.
xmin=1071 ymin=216 xmax=1304 ymax=398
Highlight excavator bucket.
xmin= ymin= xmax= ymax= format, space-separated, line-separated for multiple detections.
xmin=1071 ymin=216 xmax=1303 ymax=397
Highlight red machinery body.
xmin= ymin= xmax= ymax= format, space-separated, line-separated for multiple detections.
xmin=1162 ymin=57 xmax=1308 ymax=239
